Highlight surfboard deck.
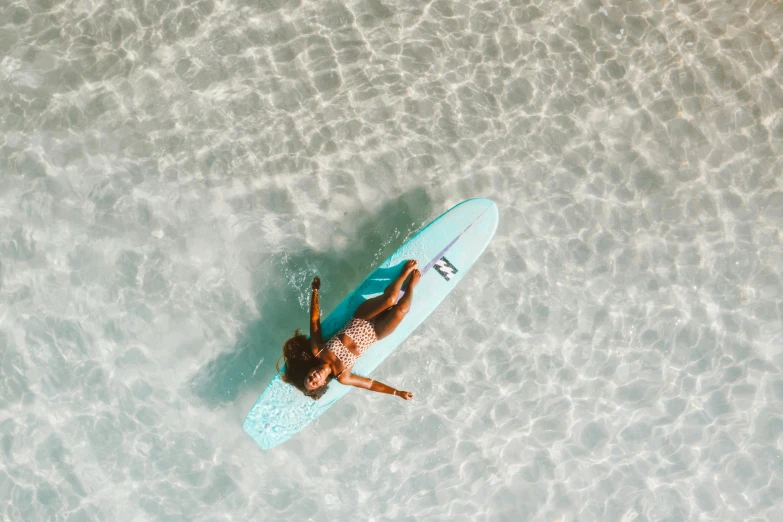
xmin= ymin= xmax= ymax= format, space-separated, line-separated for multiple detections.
xmin=243 ymin=198 xmax=499 ymax=449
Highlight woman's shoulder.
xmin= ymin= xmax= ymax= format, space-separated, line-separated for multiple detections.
xmin=311 ymin=337 xmax=326 ymax=355
xmin=335 ymin=369 xmax=350 ymax=384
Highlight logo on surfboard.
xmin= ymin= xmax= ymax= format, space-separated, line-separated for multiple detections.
xmin=433 ymin=257 xmax=458 ymax=281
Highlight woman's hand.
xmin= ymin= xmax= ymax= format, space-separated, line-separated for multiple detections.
xmin=311 ymin=276 xmax=320 ymax=291
xmin=396 ymin=390 xmax=414 ymax=400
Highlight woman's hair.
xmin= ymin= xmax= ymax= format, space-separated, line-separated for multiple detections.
xmin=277 ymin=330 xmax=329 ymax=400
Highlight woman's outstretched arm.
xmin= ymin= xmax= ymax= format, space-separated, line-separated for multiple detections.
xmin=309 ymin=276 xmax=323 ymax=353
xmin=337 ymin=373 xmax=414 ymax=400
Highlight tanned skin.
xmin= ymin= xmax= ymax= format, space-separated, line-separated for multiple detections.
xmin=304 ymin=261 xmax=421 ymax=399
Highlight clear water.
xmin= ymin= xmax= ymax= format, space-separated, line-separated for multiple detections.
xmin=2 ymin=0 xmax=782 ymax=520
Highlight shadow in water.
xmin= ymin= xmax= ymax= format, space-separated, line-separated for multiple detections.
xmin=189 ymin=189 xmax=434 ymax=409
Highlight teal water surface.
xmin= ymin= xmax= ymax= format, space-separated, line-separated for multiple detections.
xmin=1 ymin=0 xmax=782 ymax=520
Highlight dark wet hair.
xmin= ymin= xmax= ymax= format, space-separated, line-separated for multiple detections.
xmin=277 ymin=330 xmax=329 ymax=400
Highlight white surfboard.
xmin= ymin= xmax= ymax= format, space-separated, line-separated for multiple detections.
xmin=243 ymin=198 xmax=499 ymax=449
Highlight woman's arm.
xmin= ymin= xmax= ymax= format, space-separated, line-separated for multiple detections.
xmin=337 ymin=373 xmax=414 ymax=400
xmin=309 ymin=277 xmax=323 ymax=353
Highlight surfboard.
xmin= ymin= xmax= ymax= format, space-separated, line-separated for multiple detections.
xmin=243 ymin=198 xmax=499 ymax=449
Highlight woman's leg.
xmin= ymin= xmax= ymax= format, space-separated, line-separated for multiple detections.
xmin=353 ymin=260 xmax=417 ymax=321
xmin=373 ymin=269 xmax=421 ymax=340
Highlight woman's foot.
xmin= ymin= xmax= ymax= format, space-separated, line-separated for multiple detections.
xmin=397 ymin=260 xmax=417 ymax=288
xmin=401 ymin=259 xmax=417 ymax=278
xmin=406 ymin=269 xmax=421 ymax=290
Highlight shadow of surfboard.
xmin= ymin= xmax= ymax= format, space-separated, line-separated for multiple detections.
xmin=188 ymin=189 xmax=434 ymax=409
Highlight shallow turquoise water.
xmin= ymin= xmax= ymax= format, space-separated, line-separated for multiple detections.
xmin=1 ymin=0 xmax=782 ymax=520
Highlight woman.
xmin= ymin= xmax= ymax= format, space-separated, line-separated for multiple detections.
xmin=279 ymin=260 xmax=420 ymax=400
